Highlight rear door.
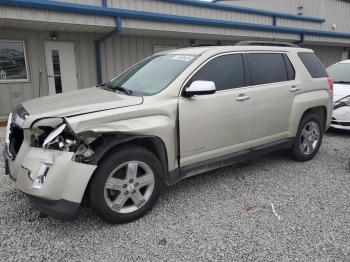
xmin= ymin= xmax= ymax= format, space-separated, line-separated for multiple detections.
xmin=248 ymin=53 xmax=298 ymax=146
xmin=179 ymin=53 xmax=253 ymax=167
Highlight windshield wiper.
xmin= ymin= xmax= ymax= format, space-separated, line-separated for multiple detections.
xmin=97 ymin=83 xmax=133 ymax=95
xmin=110 ymin=85 xmax=133 ymax=95
xmin=334 ymin=81 xmax=350 ymax=84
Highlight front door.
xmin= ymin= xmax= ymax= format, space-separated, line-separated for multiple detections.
xmin=44 ymin=41 xmax=78 ymax=95
xmin=179 ymin=53 xmax=253 ymax=167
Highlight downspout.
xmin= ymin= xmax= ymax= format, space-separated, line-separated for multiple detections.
xmin=295 ymin=33 xmax=305 ymax=45
xmin=95 ymin=16 xmax=122 ymax=84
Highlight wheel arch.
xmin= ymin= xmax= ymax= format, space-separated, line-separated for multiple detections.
xmin=301 ymin=106 xmax=327 ymax=131
xmin=81 ymin=134 xmax=169 ymax=205
xmin=289 ymin=90 xmax=330 ymax=136
xmin=89 ymin=133 xmax=169 ymax=174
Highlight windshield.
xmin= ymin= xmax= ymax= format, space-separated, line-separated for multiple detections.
xmin=327 ymin=62 xmax=350 ymax=83
xmin=107 ymin=54 xmax=197 ymax=95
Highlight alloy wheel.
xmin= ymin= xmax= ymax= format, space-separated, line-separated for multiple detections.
xmin=299 ymin=121 xmax=320 ymax=155
xmin=104 ymin=161 xmax=155 ymax=214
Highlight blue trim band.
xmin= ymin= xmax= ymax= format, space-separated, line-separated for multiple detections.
xmin=1 ymin=0 xmax=350 ymax=39
xmin=159 ymin=0 xmax=325 ymax=23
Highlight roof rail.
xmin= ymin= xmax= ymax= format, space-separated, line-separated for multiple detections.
xmin=236 ymin=41 xmax=300 ymax=47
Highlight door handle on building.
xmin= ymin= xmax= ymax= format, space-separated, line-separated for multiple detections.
xmin=236 ymin=94 xmax=250 ymax=102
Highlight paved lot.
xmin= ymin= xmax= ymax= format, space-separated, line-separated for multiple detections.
xmin=1 ymin=126 xmax=350 ymax=261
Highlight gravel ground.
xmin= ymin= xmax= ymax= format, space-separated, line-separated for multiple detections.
xmin=1 ymin=127 xmax=350 ymax=262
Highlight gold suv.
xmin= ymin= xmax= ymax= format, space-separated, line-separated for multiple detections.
xmin=4 ymin=42 xmax=333 ymax=223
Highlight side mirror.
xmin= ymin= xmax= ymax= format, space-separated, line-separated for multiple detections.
xmin=184 ymin=80 xmax=216 ymax=97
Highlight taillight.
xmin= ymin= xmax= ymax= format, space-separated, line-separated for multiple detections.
xmin=327 ymin=77 xmax=333 ymax=91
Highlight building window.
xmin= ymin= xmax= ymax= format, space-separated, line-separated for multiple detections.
xmin=0 ymin=40 xmax=29 ymax=82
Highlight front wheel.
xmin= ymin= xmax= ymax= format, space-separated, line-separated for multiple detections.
xmin=89 ymin=145 xmax=163 ymax=223
xmin=289 ymin=113 xmax=323 ymax=162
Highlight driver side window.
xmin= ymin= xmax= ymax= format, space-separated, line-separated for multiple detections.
xmin=189 ymin=54 xmax=245 ymax=91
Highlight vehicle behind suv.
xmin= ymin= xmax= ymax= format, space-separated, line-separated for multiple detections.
xmin=327 ymin=60 xmax=350 ymax=130
xmin=4 ymin=42 xmax=333 ymax=223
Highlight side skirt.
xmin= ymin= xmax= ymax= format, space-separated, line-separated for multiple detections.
xmin=166 ymin=137 xmax=294 ymax=185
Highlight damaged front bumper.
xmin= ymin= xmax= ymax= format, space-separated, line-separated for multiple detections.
xmin=4 ymin=139 xmax=97 ymax=220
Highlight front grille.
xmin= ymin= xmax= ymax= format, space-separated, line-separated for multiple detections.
xmin=8 ymin=123 xmax=24 ymax=158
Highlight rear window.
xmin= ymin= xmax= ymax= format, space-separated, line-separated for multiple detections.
xmin=298 ymin=52 xmax=328 ymax=78
xmin=248 ymin=53 xmax=290 ymax=85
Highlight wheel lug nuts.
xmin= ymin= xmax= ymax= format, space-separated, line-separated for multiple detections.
xmin=124 ymin=191 xmax=129 ymax=195
xmin=123 ymin=184 xmax=127 ymax=188
xmin=132 ymin=190 xmax=136 ymax=194
xmin=129 ymin=179 xmax=133 ymax=183
xmin=134 ymin=182 xmax=139 ymax=186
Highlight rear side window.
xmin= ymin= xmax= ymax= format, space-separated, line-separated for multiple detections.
xmin=189 ymin=54 xmax=245 ymax=91
xmin=248 ymin=53 xmax=289 ymax=85
xmin=298 ymin=52 xmax=328 ymax=78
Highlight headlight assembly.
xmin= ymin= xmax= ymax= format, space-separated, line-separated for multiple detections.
xmin=31 ymin=121 xmax=79 ymax=151
xmin=30 ymin=120 xmax=96 ymax=163
xmin=42 ymin=124 xmax=67 ymax=149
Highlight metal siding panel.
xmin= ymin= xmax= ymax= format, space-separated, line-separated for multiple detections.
xmin=0 ymin=6 xmax=116 ymax=29
xmin=0 ymin=28 xmax=98 ymax=115
xmin=100 ymin=34 xmax=191 ymax=78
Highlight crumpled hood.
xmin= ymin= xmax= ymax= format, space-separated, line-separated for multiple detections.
xmin=333 ymin=83 xmax=350 ymax=102
xmin=22 ymin=87 xmax=143 ymax=118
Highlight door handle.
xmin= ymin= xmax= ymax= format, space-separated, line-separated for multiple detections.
xmin=290 ymin=86 xmax=300 ymax=92
xmin=47 ymin=74 xmax=54 ymax=78
xmin=236 ymin=94 xmax=250 ymax=102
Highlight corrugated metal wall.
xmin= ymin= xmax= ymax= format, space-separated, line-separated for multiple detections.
xmin=233 ymin=0 xmax=350 ymax=33
xmin=57 ymin=0 xmax=350 ymax=33
xmin=0 ymin=5 xmax=115 ymax=33
xmin=0 ymin=29 xmax=98 ymax=115
xmin=100 ymin=34 xmax=191 ymax=82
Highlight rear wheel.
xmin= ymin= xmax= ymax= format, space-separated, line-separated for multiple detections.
xmin=89 ymin=145 xmax=163 ymax=223
xmin=289 ymin=113 xmax=323 ymax=162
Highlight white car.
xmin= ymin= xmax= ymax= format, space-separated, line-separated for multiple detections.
xmin=328 ymin=60 xmax=350 ymax=130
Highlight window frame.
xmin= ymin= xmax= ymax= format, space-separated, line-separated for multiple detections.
xmin=246 ymin=52 xmax=296 ymax=87
xmin=180 ymin=52 xmax=249 ymax=97
xmin=0 ymin=39 xmax=30 ymax=83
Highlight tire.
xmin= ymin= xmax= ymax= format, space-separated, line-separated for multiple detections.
xmin=89 ymin=145 xmax=163 ymax=224
xmin=288 ymin=113 xmax=323 ymax=162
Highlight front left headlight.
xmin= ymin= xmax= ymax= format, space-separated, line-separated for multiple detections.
xmin=31 ymin=120 xmax=96 ymax=163
xmin=34 ymin=123 xmax=79 ymax=152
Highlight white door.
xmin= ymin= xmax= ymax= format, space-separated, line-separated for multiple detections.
xmin=44 ymin=41 xmax=78 ymax=95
